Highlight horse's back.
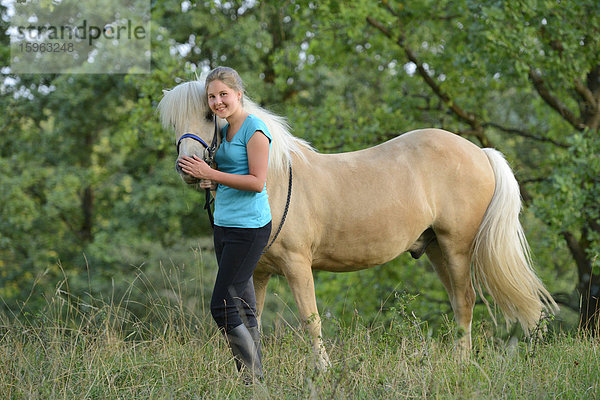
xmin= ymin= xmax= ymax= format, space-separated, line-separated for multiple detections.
xmin=381 ymin=128 xmax=485 ymax=159
xmin=315 ymin=128 xmax=494 ymax=198
xmin=324 ymin=128 xmax=489 ymax=169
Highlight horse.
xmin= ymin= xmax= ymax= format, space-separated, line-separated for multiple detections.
xmin=157 ymin=80 xmax=558 ymax=369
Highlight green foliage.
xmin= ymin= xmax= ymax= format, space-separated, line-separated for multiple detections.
xmin=1 ymin=0 xmax=599 ymax=334
xmin=532 ymin=130 xmax=600 ymax=258
xmin=314 ymin=256 xmax=452 ymax=333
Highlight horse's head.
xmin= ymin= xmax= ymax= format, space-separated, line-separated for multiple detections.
xmin=157 ymin=80 xmax=223 ymax=185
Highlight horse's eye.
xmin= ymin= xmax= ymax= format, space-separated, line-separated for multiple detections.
xmin=205 ymin=112 xmax=214 ymax=122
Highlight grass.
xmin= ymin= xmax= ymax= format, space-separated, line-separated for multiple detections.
xmin=1 ymin=289 xmax=598 ymax=400
xmin=0 ymin=257 xmax=598 ymax=399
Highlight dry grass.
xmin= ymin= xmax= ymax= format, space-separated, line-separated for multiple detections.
xmin=1 ymin=294 xmax=599 ymax=399
xmin=0 ymin=266 xmax=598 ymax=399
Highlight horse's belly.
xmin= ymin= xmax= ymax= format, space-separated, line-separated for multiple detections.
xmin=308 ymin=182 xmax=431 ymax=271
xmin=312 ymin=248 xmax=403 ymax=271
xmin=311 ymin=226 xmax=417 ymax=271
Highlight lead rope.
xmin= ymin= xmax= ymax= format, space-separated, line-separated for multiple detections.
xmin=204 ymin=115 xmax=219 ymax=229
xmin=204 ymin=189 xmax=214 ymax=228
xmin=262 ymin=161 xmax=292 ymax=255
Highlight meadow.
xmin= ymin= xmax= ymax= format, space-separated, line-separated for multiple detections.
xmin=1 ymin=280 xmax=598 ymax=400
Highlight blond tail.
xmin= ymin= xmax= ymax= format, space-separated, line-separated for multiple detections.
xmin=472 ymin=149 xmax=558 ymax=333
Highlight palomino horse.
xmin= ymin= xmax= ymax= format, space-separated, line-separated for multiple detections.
xmin=158 ymin=80 xmax=557 ymax=369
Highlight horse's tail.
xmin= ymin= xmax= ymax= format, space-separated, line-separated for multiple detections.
xmin=471 ymin=149 xmax=558 ymax=334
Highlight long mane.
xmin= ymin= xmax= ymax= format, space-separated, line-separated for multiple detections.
xmin=157 ymin=81 xmax=208 ymax=138
xmin=242 ymin=96 xmax=313 ymax=176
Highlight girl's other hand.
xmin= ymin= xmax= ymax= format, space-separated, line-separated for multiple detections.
xmin=200 ymin=180 xmax=217 ymax=190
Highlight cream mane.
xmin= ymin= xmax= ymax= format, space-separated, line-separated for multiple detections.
xmin=241 ymin=96 xmax=313 ymax=175
xmin=158 ymin=81 xmax=209 ymax=137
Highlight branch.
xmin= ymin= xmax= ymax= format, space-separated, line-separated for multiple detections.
xmin=574 ymin=78 xmax=598 ymax=109
xmin=381 ymin=0 xmax=399 ymax=17
xmin=483 ymin=122 xmax=569 ymax=148
xmin=591 ymin=218 xmax=600 ymax=236
xmin=528 ymin=68 xmax=586 ymax=131
xmin=576 ymin=66 xmax=600 ymax=131
xmin=366 ymin=16 xmax=490 ymax=147
xmin=521 ymin=176 xmax=549 ymax=184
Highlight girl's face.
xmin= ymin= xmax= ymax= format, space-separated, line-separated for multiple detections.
xmin=206 ymin=79 xmax=243 ymax=120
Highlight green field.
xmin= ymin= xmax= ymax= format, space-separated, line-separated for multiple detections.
xmin=2 ymin=294 xmax=598 ymax=400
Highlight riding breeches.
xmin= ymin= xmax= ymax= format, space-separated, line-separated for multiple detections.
xmin=210 ymin=222 xmax=272 ymax=332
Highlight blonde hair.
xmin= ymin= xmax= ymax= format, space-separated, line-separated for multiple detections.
xmin=204 ymin=66 xmax=245 ymax=107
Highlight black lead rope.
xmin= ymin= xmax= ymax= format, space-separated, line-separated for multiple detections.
xmin=204 ymin=115 xmax=219 ymax=229
xmin=204 ymin=188 xmax=215 ymax=228
xmin=176 ymin=116 xmax=219 ymax=229
xmin=261 ymin=161 xmax=293 ymax=255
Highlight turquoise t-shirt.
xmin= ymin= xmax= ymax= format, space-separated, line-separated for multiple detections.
xmin=213 ymin=114 xmax=272 ymax=228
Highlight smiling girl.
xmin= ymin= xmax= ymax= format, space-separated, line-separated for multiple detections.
xmin=178 ymin=66 xmax=272 ymax=382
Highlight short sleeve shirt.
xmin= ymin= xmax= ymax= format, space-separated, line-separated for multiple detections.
xmin=213 ymin=114 xmax=272 ymax=228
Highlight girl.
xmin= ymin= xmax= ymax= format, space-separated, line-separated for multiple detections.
xmin=178 ymin=66 xmax=271 ymax=381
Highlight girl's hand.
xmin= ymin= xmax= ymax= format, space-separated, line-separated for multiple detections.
xmin=199 ymin=180 xmax=217 ymax=190
xmin=178 ymin=155 xmax=214 ymax=180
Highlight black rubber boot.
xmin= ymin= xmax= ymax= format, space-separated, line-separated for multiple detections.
xmin=247 ymin=325 xmax=262 ymax=368
xmin=225 ymin=324 xmax=264 ymax=382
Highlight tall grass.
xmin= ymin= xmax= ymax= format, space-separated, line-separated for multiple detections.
xmin=1 ymin=266 xmax=598 ymax=399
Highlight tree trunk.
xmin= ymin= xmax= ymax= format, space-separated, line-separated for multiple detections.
xmin=80 ymin=186 xmax=94 ymax=243
xmin=564 ymin=231 xmax=600 ymax=334
xmin=578 ymin=269 xmax=600 ymax=334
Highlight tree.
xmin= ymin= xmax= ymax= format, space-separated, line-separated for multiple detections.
xmin=348 ymin=0 xmax=600 ymax=331
xmin=149 ymin=0 xmax=600 ymax=332
xmin=0 ymin=2 xmax=205 ymax=313
xmin=2 ymin=0 xmax=598 ymax=336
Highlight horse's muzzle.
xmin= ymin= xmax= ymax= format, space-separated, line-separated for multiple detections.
xmin=175 ymin=156 xmax=207 ymax=185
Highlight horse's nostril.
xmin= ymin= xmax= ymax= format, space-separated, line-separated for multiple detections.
xmin=175 ymin=160 xmax=183 ymax=173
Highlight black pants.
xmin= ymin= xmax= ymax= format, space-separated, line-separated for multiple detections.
xmin=210 ymin=222 xmax=271 ymax=332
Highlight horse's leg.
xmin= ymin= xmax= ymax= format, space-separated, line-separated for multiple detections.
xmin=425 ymin=239 xmax=475 ymax=359
xmin=253 ymin=269 xmax=271 ymax=329
xmin=425 ymin=240 xmax=452 ymax=294
xmin=284 ymin=260 xmax=331 ymax=370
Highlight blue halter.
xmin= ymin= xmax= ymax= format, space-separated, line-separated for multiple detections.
xmin=176 ymin=115 xmax=219 ymax=164
xmin=176 ymin=133 xmax=210 ymax=154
